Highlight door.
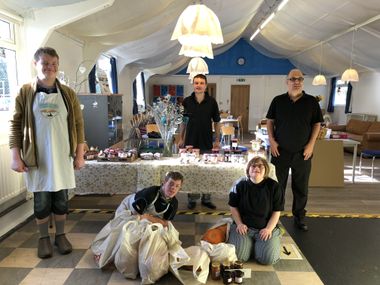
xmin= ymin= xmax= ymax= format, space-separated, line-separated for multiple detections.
xmin=207 ymin=83 xmax=216 ymax=98
xmin=230 ymin=85 xmax=250 ymax=133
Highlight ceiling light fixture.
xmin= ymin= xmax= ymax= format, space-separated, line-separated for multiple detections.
xmin=260 ymin=12 xmax=275 ymax=30
xmin=312 ymin=44 xmax=327 ymax=85
xmin=171 ymin=3 xmax=223 ymax=58
xmin=277 ymin=0 xmax=289 ymax=12
xmin=186 ymin=57 xmax=209 ymax=82
xmin=250 ymin=0 xmax=289 ymax=41
xmin=341 ymin=29 xmax=359 ymax=82
xmin=179 ymin=42 xmax=214 ymax=59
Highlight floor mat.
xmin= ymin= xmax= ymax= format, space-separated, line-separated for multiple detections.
xmin=280 ymin=216 xmax=380 ymax=285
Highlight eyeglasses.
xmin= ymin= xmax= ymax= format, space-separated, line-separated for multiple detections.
xmin=251 ymin=164 xmax=265 ymax=169
xmin=287 ymin=77 xmax=304 ymax=82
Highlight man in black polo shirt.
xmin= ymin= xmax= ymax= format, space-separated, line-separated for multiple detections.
xmin=266 ymin=69 xmax=323 ymax=231
xmin=179 ymin=74 xmax=221 ymax=210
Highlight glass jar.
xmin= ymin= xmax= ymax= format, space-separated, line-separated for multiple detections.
xmin=211 ymin=261 xmax=221 ymax=280
xmin=233 ymin=260 xmax=244 ymax=269
xmin=222 ymin=270 xmax=232 ymax=284
xmin=234 ymin=269 xmax=244 ymax=284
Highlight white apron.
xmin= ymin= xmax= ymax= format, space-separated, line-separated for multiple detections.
xmin=25 ymin=87 xmax=75 ymax=192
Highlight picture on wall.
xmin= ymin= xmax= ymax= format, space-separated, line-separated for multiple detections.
xmin=153 ymin=84 xmax=184 ymax=104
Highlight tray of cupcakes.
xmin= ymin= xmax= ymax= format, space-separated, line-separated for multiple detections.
xmin=97 ymin=148 xmax=138 ymax=162
xmin=84 ymin=146 xmax=99 ymax=160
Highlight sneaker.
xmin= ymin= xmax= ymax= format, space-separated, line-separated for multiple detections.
xmin=187 ymin=201 xmax=196 ymax=210
xmin=54 ymin=234 xmax=72 ymax=255
xmin=201 ymin=201 xmax=217 ymax=210
xmin=38 ymin=236 xmax=53 ymax=259
xmin=294 ymin=217 xmax=308 ymax=232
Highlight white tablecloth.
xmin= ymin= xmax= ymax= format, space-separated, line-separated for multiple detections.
xmin=74 ymin=158 xmax=248 ymax=196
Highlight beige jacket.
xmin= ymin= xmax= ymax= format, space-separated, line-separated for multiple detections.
xmin=9 ymin=78 xmax=85 ymax=167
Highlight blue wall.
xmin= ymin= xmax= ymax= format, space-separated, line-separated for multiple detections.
xmin=177 ymin=38 xmax=295 ymax=75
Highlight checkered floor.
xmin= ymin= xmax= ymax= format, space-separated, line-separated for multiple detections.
xmin=0 ymin=210 xmax=323 ymax=285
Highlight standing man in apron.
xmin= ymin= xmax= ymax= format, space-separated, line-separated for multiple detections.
xmin=9 ymin=47 xmax=85 ymax=258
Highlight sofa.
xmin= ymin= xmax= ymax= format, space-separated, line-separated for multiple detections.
xmin=329 ymin=119 xmax=380 ymax=153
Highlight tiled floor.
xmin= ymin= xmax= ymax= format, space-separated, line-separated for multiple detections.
xmin=1 ymin=132 xmax=378 ymax=284
xmin=0 ymin=210 xmax=323 ymax=285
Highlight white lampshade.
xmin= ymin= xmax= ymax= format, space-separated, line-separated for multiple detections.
xmin=187 ymin=57 xmax=209 ymax=82
xmin=171 ymin=4 xmax=223 ymax=46
xmin=186 ymin=57 xmax=209 ymax=74
xmin=341 ymin=68 xmax=359 ymax=82
xmin=312 ymin=74 xmax=327 ymax=85
xmin=179 ymin=42 xmax=214 ymax=59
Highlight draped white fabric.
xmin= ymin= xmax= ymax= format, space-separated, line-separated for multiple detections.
xmin=2 ymin=0 xmax=380 ymax=77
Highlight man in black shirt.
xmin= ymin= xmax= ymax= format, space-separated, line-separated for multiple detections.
xmin=266 ymin=69 xmax=323 ymax=231
xmin=179 ymin=74 xmax=221 ymax=210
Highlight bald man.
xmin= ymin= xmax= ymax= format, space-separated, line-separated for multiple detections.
xmin=266 ymin=69 xmax=323 ymax=231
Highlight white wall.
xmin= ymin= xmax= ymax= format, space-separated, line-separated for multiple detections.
xmin=328 ymin=71 xmax=380 ymax=124
xmin=46 ymin=32 xmax=86 ymax=91
xmin=351 ymin=71 xmax=380 ymax=120
xmin=147 ymin=75 xmax=329 ymax=131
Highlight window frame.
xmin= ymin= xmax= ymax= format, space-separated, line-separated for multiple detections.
xmin=0 ymin=12 xmax=21 ymax=144
xmin=333 ymin=79 xmax=348 ymax=106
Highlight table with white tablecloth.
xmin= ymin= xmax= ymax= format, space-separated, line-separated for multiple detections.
xmin=74 ymin=158 xmax=249 ymax=196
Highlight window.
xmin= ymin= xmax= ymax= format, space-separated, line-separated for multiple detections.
xmin=0 ymin=15 xmax=19 ymax=144
xmin=0 ymin=19 xmax=13 ymax=42
xmin=96 ymin=55 xmax=112 ymax=94
xmin=136 ymin=72 xmax=146 ymax=112
xmin=333 ymin=80 xmax=348 ymax=106
xmin=0 ymin=48 xmax=17 ymax=111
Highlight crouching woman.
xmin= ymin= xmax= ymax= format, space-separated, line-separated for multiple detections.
xmin=227 ymin=156 xmax=284 ymax=265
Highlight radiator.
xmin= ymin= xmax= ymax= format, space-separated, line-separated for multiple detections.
xmin=0 ymin=144 xmax=26 ymax=206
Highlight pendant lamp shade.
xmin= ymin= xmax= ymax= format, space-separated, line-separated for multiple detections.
xmin=171 ymin=4 xmax=224 ymax=46
xmin=179 ymin=42 xmax=214 ymax=59
xmin=312 ymin=44 xmax=327 ymax=86
xmin=312 ymin=74 xmax=327 ymax=86
xmin=186 ymin=57 xmax=209 ymax=74
xmin=187 ymin=57 xmax=209 ymax=82
xmin=341 ymin=68 xmax=359 ymax=82
xmin=341 ymin=29 xmax=359 ymax=82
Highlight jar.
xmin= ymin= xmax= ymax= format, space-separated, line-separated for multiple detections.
xmin=211 ymin=261 xmax=221 ymax=280
xmin=233 ymin=260 xmax=244 ymax=269
xmin=234 ymin=270 xmax=244 ymax=284
xmin=221 ymin=261 xmax=231 ymax=273
xmin=193 ymin=148 xmax=200 ymax=157
xmin=222 ymin=271 xmax=233 ymax=284
xmin=185 ymin=145 xmax=193 ymax=151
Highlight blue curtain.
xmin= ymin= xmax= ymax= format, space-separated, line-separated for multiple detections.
xmin=110 ymin=57 xmax=118 ymax=94
xmin=327 ymin=77 xmax=336 ymax=113
xmin=345 ymin=82 xmax=353 ymax=113
xmin=132 ymin=79 xmax=138 ymax=115
xmin=88 ymin=65 xmax=96 ymax=93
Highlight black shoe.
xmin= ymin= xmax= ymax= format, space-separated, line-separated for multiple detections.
xmin=38 ymin=236 xmax=53 ymax=259
xmin=187 ymin=201 xmax=196 ymax=210
xmin=54 ymin=234 xmax=72 ymax=255
xmin=201 ymin=201 xmax=217 ymax=210
xmin=294 ymin=218 xmax=308 ymax=232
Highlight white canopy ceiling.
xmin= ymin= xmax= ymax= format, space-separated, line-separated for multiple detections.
xmin=3 ymin=0 xmax=380 ymax=77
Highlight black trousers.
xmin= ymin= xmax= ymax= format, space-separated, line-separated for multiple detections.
xmin=271 ymin=150 xmax=311 ymax=219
